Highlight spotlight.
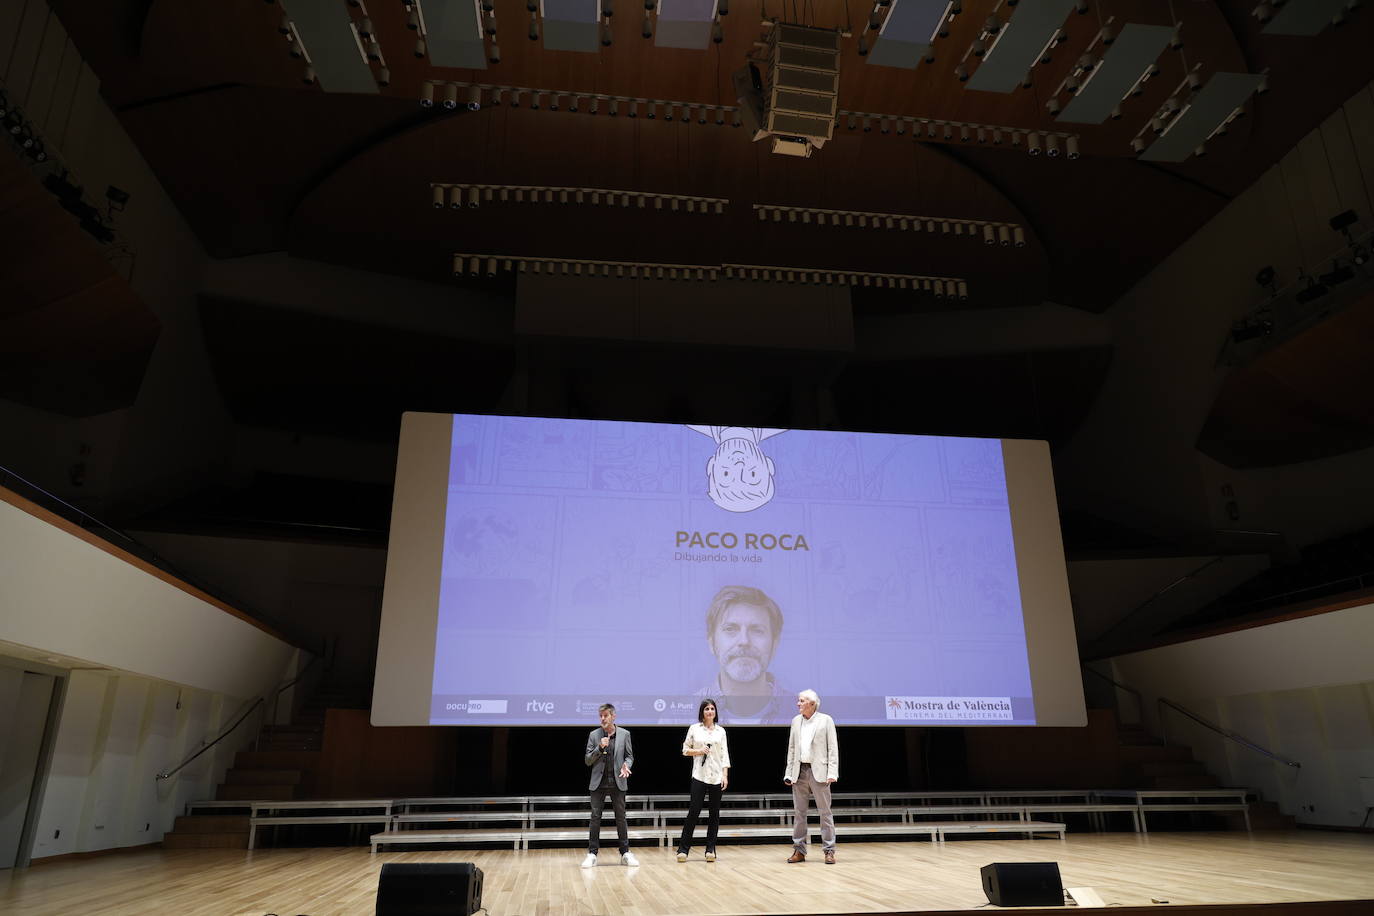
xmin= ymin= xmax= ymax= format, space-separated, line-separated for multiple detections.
xmin=719 ymin=0 xmax=728 ymax=14
xmin=971 ymin=38 xmax=985 ymax=57
xmin=858 ymin=36 xmax=868 ymax=55
xmin=1047 ymin=97 xmax=1062 ymax=117
xmin=377 ymin=66 xmax=391 ymax=87
xmin=529 ymin=17 xmax=539 ymax=39
xmin=982 ymin=225 xmax=995 ymax=245
xmin=489 ymin=43 xmax=501 ymax=63
xmin=414 ymin=38 xmax=427 ymax=57
xmin=484 ymin=12 xmax=497 ymax=34
xmin=419 ymin=82 xmax=434 ymax=106
xmin=955 ymin=64 xmax=968 ymax=82
xmin=642 ymin=12 xmax=652 ymax=38
xmin=1066 ymin=135 xmax=1079 ymax=159
xmin=433 ymin=185 xmax=446 ymax=208
xmin=365 ymin=39 xmax=382 ymax=61
xmin=1169 ymin=27 xmax=1183 ymax=50
xmin=1046 ymin=134 xmax=1060 ymax=157
xmin=603 ymin=0 xmax=614 ymax=14
xmin=407 ymin=10 xmax=419 ymax=29
xmin=287 ymin=39 xmax=304 ymax=58
xmin=442 ymin=83 xmax=459 ymax=109
xmin=603 ymin=22 xmax=614 ymax=44
xmin=278 ymin=14 xmax=292 ymax=34
xmin=1330 ymin=209 xmax=1359 ymax=232
xmin=358 ymin=16 xmax=374 ymax=39
xmin=1100 ymin=25 xmax=1114 ymax=44
xmin=467 ymin=187 xmax=481 ymax=208
xmin=1013 ymin=227 xmax=1026 ymax=247
xmin=1075 ymin=0 xmax=1088 ymax=12
xmin=1130 ymin=136 xmax=1146 ymax=153
xmin=1027 ymin=132 xmax=1041 ymax=155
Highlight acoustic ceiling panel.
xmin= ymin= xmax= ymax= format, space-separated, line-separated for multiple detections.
xmin=967 ymin=0 xmax=1078 ymax=93
xmin=1139 ymin=72 xmax=1264 ymax=162
xmin=543 ymin=0 xmax=601 ymax=51
xmin=279 ymin=0 xmax=381 ymax=93
xmin=1263 ymin=0 xmax=1350 ymax=36
xmin=422 ymin=0 xmax=489 ymax=69
xmin=655 ymin=0 xmax=719 ymax=49
xmin=868 ymin=0 xmax=948 ymax=69
xmin=1057 ymin=23 xmax=1173 ymax=124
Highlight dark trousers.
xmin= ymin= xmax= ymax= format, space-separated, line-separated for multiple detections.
xmin=676 ymin=778 xmax=723 ymax=853
xmin=588 ymin=777 xmax=629 ymax=855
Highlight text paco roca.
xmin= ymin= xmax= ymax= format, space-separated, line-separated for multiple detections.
xmin=674 ymin=530 xmax=810 ymax=551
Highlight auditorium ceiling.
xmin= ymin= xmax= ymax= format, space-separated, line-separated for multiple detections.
xmin=19 ymin=0 xmax=1374 ymax=473
xmin=53 ymin=0 xmax=1374 ymax=312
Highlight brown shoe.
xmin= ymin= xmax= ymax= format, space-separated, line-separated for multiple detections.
xmin=824 ymin=850 xmax=836 ymax=865
xmin=787 ymin=850 xmax=806 ymax=863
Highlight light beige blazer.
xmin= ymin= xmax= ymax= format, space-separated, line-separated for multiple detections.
xmin=783 ymin=711 xmax=839 ymax=783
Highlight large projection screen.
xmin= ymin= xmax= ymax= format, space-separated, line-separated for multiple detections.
xmin=373 ymin=413 xmax=1084 ymax=727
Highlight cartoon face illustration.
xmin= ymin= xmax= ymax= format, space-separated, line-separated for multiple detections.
xmin=689 ymin=425 xmax=787 ymax=513
xmin=708 ymin=437 xmax=776 ymax=511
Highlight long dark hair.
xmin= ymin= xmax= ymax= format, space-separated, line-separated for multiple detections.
xmin=698 ymin=698 xmax=721 ymax=725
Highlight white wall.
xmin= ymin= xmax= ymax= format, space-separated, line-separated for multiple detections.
xmin=27 ymin=668 xmax=252 ymax=859
xmin=1056 ymin=79 xmax=1374 ymax=550
xmin=0 ymin=497 xmax=294 ymax=699
xmin=1108 ymin=602 xmax=1374 ymax=826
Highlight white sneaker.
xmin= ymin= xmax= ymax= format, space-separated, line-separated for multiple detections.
xmin=676 ymin=851 xmax=687 ymax=863
xmin=581 ymin=853 xmax=597 ymax=868
xmin=704 ymin=851 xmax=716 ymax=862
xmin=621 ymin=852 xmax=640 ymax=867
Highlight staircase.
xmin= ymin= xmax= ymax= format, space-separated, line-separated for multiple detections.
xmin=1116 ymin=722 xmax=1294 ymax=830
xmin=161 ymin=682 xmax=370 ymax=849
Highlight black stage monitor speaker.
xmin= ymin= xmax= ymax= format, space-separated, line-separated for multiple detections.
xmin=376 ymin=862 xmax=484 ymax=916
xmin=980 ymin=862 xmax=1063 ymax=907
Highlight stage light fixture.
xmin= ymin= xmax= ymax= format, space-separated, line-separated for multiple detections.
xmin=467 ymin=187 xmax=481 ymax=208
xmin=1013 ymin=227 xmax=1026 ymax=247
xmin=1027 ymin=132 xmax=1041 ymax=155
xmin=466 ymin=86 xmax=482 ymax=110
xmin=1066 ymin=135 xmax=1079 ymax=159
xmin=415 ymin=37 xmax=427 ymax=56
xmin=377 ymin=66 xmax=391 ymax=87
xmin=442 ymin=84 xmax=459 ymax=109
xmin=982 ymin=225 xmax=995 ymax=245
xmin=433 ymin=186 xmax=446 ymax=208
xmin=529 ymin=17 xmax=539 ymax=40
xmin=603 ymin=22 xmax=614 ymax=44
xmin=449 ymin=186 xmax=463 ymax=208
xmin=642 ymin=12 xmax=652 ymax=37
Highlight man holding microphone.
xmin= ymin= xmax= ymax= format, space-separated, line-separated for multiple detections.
xmin=583 ymin=703 xmax=637 ymax=867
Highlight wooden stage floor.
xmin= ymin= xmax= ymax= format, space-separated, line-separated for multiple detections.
xmin=3 ymin=831 xmax=1373 ymax=916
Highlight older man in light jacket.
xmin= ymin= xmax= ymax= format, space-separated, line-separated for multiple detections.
xmin=783 ymin=688 xmax=839 ymax=864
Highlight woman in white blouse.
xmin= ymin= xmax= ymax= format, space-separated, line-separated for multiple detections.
xmin=676 ymin=698 xmax=731 ymax=862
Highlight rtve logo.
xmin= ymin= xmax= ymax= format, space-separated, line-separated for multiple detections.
xmin=526 ymin=699 xmax=554 ymax=715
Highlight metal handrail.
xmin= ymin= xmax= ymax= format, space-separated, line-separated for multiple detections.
xmin=1080 ymin=665 xmax=1143 ymax=723
xmin=156 ymin=696 xmax=265 ymax=781
xmin=1158 ymin=697 xmax=1300 ymax=769
xmin=157 ymin=656 xmax=321 ymax=781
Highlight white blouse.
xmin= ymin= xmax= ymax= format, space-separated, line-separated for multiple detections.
xmin=682 ymin=722 xmax=731 ymax=785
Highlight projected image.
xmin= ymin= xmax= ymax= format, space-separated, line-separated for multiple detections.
xmin=430 ymin=415 xmax=1034 ymax=725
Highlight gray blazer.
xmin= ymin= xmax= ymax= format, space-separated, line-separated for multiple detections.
xmin=585 ymin=726 xmax=634 ymax=791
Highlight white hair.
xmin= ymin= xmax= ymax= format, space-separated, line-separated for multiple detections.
xmin=797 ymin=689 xmax=820 ymax=710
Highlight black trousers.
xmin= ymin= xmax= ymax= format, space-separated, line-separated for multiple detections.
xmin=588 ymin=777 xmax=629 ymax=854
xmin=676 ymin=778 xmax=723 ymax=853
